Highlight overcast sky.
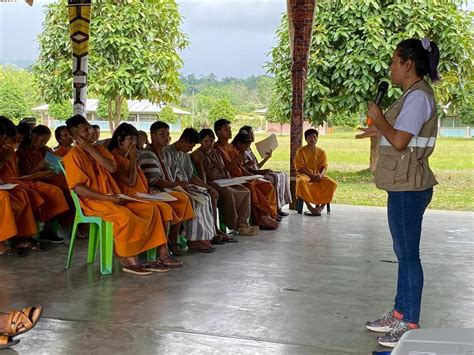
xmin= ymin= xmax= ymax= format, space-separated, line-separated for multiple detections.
xmin=0 ymin=0 xmax=286 ymax=78
xmin=0 ymin=0 xmax=472 ymax=78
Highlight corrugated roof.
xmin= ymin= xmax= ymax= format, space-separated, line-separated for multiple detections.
xmin=32 ymin=99 xmax=190 ymax=115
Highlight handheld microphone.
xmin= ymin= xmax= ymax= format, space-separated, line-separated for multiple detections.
xmin=366 ymin=81 xmax=389 ymax=126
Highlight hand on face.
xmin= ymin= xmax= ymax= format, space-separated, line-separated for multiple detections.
xmin=75 ymin=136 xmax=94 ymax=153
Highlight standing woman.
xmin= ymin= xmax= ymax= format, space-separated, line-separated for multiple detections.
xmin=358 ymin=38 xmax=441 ymax=348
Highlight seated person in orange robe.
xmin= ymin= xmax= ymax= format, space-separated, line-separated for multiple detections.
xmin=214 ymin=118 xmax=279 ymax=230
xmin=14 ymin=122 xmax=32 ymax=150
xmin=108 ymin=123 xmax=193 ymax=257
xmin=294 ymin=128 xmax=337 ymax=216
xmin=0 ymin=116 xmax=19 ymax=148
xmin=0 ymin=118 xmax=69 ymax=248
xmin=63 ymin=114 xmax=181 ymax=274
xmin=53 ymin=125 xmax=73 ymax=157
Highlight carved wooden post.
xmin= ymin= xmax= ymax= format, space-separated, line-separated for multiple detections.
xmin=287 ymin=0 xmax=315 ymax=209
xmin=68 ymin=0 xmax=91 ymax=116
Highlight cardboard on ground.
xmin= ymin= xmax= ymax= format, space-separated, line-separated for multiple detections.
xmin=255 ymin=134 xmax=278 ymax=159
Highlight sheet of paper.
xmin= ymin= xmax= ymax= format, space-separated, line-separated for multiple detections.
xmin=0 ymin=183 xmax=18 ymax=190
xmin=164 ymin=186 xmax=207 ymax=204
xmin=213 ymin=178 xmax=244 ymax=187
xmin=255 ymin=134 xmax=278 ymax=160
xmin=135 ymin=192 xmax=177 ymax=202
xmin=115 ymin=194 xmax=148 ymax=203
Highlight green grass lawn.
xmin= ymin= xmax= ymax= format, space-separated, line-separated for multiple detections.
xmin=99 ymin=129 xmax=474 ymax=211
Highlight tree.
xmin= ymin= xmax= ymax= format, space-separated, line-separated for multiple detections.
xmin=158 ymin=105 xmax=178 ymax=124
xmin=34 ymin=0 xmax=188 ymax=131
xmin=267 ymin=1 xmax=473 ymax=170
xmin=0 ymin=66 xmax=41 ymax=122
xmin=256 ymin=76 xmax=275 ymax=108
xmin=208 ymin=99 xmax=236 ymax=123
xmin=48 ymin=100 xmax=74 ymax=120
xmin=97 ymin=97 xmax=129 ymax=121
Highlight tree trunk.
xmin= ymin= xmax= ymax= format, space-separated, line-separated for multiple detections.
xmin=369 ymin=136 xmax=380 ymax=173
xmin=107 ymin=99 xmax=114 ymax=132
xmin=113 ymin=95 xmax=122 ymax=131
xmin=280 ymin=123 xmax=284 ymax=136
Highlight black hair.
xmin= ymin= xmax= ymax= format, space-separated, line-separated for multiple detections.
xmin=92 ymin=124 xmax=100 ymax=130
xmin=17 ymin=122 xmax=32 ymax=138
xmin=150 ymin=121 xmax=169 ymax=134
xmin=231 ymin=131 xmax=252 ymax=146
xmin=0 ymin=122 xmax=6 ymax=136
xmin=199 ymin=128 xmax=215 ymax=141
xmin=239 ymin=125 xmax=253 ymax=134
xmin=66 ymin=114 xmax=89 ymax=130
xmin=179 ymin=127 xmax=200 ymax=144
xmin=304 ymin=128 xmax=319 ymax=139
xmin=138 ymin=130 xmax=148 ymax=137
xmin=396 ymin=39 xmax=441 ymax=83
xmin=108 ymin=123 xmax=138 ymax=151
xmin=0 ymin=116 xmax=17 ymax=138
xmin=214 ymin=118 xmax=231 ymax=133
xmin=54 ymin=125 xmax=68 ymax=144
xmin=20 ymin=124 xmax=51 ymax=149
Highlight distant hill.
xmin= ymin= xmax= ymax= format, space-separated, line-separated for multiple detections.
xmin=0 ymin=60 xmax=35 ymax=69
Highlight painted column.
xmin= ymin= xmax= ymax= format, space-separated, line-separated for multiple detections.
xmin=286 ymin=0 xmax=315 ymax=208
xmin=68 ymin=0 xmax=91 ymax=116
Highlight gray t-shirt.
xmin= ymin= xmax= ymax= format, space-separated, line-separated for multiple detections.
xmin=394 ymin=89 xmax=434 ymax=136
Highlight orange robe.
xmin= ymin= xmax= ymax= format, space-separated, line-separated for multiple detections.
xmin=62 ymin=145 xmax=167 ymax=257
xmin=0 ymin=146 xmax=69 ymax=222
xmin=0 ymin=189 xmax=38 ymax=241
xmin=214 ymin=141 xmax=277 ymax=219
xmin=111 ymin=148 xmax=186 ymax=225
xmin=294 ymin=145 xmax=337 ymax=205
xmin=16 ymin=147 xmax=73 ymax=223
xmin=54 ymin=146 xmax=72 ymax=158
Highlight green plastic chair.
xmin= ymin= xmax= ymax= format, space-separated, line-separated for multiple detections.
xmin=59 ymin=161 xmax=156 ymax=275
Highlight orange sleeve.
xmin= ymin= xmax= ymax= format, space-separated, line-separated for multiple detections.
xmin=95 ymin=145 xmax=115 ymax=160
xmin=294 ymin=148 xmax=305 ymax=171
xmin=319 ymin=148 xmax=328 ymax=169
xmin=62 ymin=149 xmax=90 ymax=190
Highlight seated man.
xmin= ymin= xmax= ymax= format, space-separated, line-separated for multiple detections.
xmin=191 ymin=129 xmax=258 ymax=237
xmin=294 ymin=128 xmax=337 ymax=216
xmin=0 ymin=118 xmax=69 ymax=247
xmin=53 ymin=125 xmax=73 ymax=157
xmin=63 ymin=114 xmax=176 ymax=275
xmin=139 ymin=122 xmax=214 ymax=253
xmin=239 ymin=125 xmax=292 ymax=219
xmin=214 ymin=118 xmax=279 ymax=230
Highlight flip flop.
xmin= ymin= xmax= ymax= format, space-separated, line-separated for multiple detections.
xmin=304 ymin=211 xmax=321 ymax=217
xmin=0 ymin=335 xmax=20 ymax=349
xmin=0 ymin=248 xmax=25 ymax=258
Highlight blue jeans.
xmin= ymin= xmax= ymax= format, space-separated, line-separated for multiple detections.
xmin=387 ymin=188 xmax=433 ymax=324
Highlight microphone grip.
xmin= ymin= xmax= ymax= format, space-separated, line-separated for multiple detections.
xmin=365 ymin=117 xmax=374 ymax=126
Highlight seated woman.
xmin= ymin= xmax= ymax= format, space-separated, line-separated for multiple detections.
xmin=0 ymin=120 xmax=69 ymax=247
xmin=107 ymin=123 xmax=183 ymax=268
xmin=294 ymin=128 xmax=337 ymax=216
xmin=137 ymin=130 xmax=149 ymax=150
xmin=239 ymin=125 xmax=292 ymax=219
xmin=16 ymin=125 xmax=74 ymax=227
xmin=53 ymin=125 xmax=73 ymax=157
xmin=191 ymin=129 xmax=258 ymax=237
xmin=225 ymin=131 xmax=278 ymax=230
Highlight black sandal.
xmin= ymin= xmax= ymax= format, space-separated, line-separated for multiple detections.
xmin=0 ymin=248 xmax=25 ymax=258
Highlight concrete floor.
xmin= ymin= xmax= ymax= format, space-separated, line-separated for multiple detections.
xmin=1 ymin=204 xmax=473 ymax=354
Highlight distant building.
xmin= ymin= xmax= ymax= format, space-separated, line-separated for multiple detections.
xmin=33 ymin=99 xmax=191 ymax=132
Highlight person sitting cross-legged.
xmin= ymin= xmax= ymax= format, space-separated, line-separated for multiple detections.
xmin=294 ymin=128 xmax=337 ymax=216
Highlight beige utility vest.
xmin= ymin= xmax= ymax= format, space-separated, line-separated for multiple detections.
xmin=375 ymin=80 xmax=438 ymax=191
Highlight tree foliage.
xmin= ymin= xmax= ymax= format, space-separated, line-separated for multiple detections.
xmin=158 ymin=105 xmax=178 ymax=124
xmin=48 ymin=100 xmax=74 ymax=120
xmin=97 ymin=97 xmax=128 ymax=121
xmin=0 ymin=66 xmax=41 ymax=123
xmin=267 ymin=0 xmax=474 ymax=127
xmin=208 ymin=99 xmax=236 ymax=123
xmin=34 ymin=0 xmax=188 ymax=129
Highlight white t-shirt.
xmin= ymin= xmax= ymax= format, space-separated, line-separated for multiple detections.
xmin=394 ymin=90 xmax=435 ymax=136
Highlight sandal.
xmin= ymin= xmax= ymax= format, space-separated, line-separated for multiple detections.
xmin=0 ymin=248 xmax=25 ymax=258
xmin=304 ymin=211 xmax=321 ymax=217
xmin=169 ymin=243 xmax=185 ymax=256
xmin=211 ymin=235 xmax=226 ymax=245
xmin=4 ymin=306 xmax=43 ymax=337
xmin=144 ymin=261 xmax=170 ymax=273
xmin=189 ymin=246 xmax=216 ymax=253
xmin=14 ymin=240 xmax=47 ymax=252
xmin=159 ymin=255 xmax=183 ymax=268
xmin=122 ymin=265 xmax=153 ymax=276
xmin=0 ymin=335 xmax=20 ymax=349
